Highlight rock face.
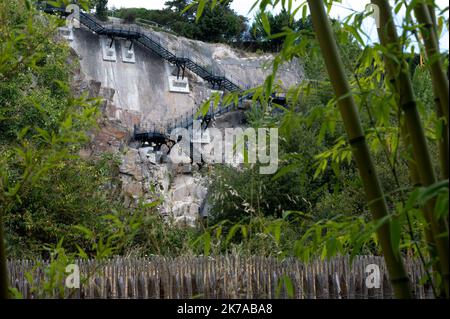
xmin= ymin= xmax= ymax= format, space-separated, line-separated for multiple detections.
xmin=69 ymin=25 xmax=304 ymax=131
xmin=166 ymin=174 xmax=207 ymax=227
xmin=68 ymin=22 xmax=304 ymax=225
xmin=117 ymin=145 xmax=207 ymax=227
xmin=70 ymin=28 xmax=207 ymax=129
xmin=118 ymin=147 xmax=167 ymax=207
xmin=153 ymin=29 xmax=304 ymax=90
xmin=71 ymin=47 xmax=209 ymax=224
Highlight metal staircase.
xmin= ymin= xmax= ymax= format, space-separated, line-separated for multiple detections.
xmin=41 ymin=3 xmax=242 ymax=93
xmin=40 ymin=3 xmax=285 ymax=147
xmin=79 ymin=12 xmax=105 ymax=34
xmin=134 ymin=91 xmax=253 ymax=146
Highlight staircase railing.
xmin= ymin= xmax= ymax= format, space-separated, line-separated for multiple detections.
xmin=40 ymin=3 xmax=243 ymax=92
xmin=39 ymin=3 xmax=286 ymax=143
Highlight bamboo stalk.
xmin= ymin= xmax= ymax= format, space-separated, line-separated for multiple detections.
xmin=389 ymin=25 xmax=441 ymax=299
xmin=399 ymin=120 xmax=421 ymax=188
xmin=435 ymin=104 xmax=450 ymax=180
xmin=371 ymin=0 xmax=449 ymax=298
xmin=414 ymin=2 xmax=449 ymax=124
xmin=426 ymin=2 xmax=450 ymax=296
xmin=398 ymin=5 xmax=447 ymax=296
xmin=423 ymin=2 xmax=449 ymax=180
xmin=307 ymin=0 xmax=412 ymax=299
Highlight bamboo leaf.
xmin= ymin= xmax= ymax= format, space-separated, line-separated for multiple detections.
xmin=226 ymin=224 xmax=241 ymax=243
xmin=195 ymin=0 xmax=207 ymax=23
xmin=417 ymin=180 xmax=449 ymax=206
xmin=73 ymin=225 xmax=94 ymax=240
xmin=203 ymin=232 xmax=211 ymax=256
xmin=434 ymin=192 xmax=449 ymax=221
xmin=261 ymin=12 xmax=271 ymax=36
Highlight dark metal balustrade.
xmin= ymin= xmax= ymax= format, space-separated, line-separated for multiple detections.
xmin=39 ymin=3 xmax=286 ymax=147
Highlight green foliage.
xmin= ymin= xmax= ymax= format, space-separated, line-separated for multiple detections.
xmin=413 ymin=65 xmax=435 ymax=115
xmin=94 ymin=0 xmax=108 ymax=21
xmin=4 ymin=154 xmax=124 ymax=258
xmin=250 ymin=10 xmax=314 ymax=52
xmin=115 ymin=1 xmax=247 ymax=43
xmin=190 ymin=1 xmax=449 ymax=297
xmin=192 ymin=211 xmax=379 ymax=261
xmin=24 ymin=239 xmax=76 ymax=298
xmin=1 ymin=0 xmax=99 ymax=258
xmin=0 ymin=0 xmax=198 ymax=263
xmin=207 ymin=110 xmax=352 ymax=224
xmin=1 ymin=0 xmax=449 ymax=298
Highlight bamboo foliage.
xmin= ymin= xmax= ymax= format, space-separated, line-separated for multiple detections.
xmin=371 ymin=0 xmax=449 ymax=298
xmin=306 ymin=0 xmax=411 ymax=299
xmin=379 ymin=4 xmax=440 ymax=295
xmin=400 ymin=4 xmax=448 ymax=296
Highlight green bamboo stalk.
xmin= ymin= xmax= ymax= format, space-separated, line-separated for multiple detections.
xmin=0 ymin=215 xmax=8 ymax=299
xmin=414 ymin=2 xmax=449 ymax=124
xmin=387 ymin=22 xmax=440 ymax=293
xmin=407 ymin=7 xmax=449 ymax=280
xmin=423 ymin=3 xmax=449 ymax=180
xmin=399 ymin=123 xmax=420 ymax=187
xmin=307 ymin=0 xmax=412 ymax=299
xmin=426 ymin=2 xmax=450 ymax=284
xmin=400 ymin=120 xmax=441 ymax=297
xmin=372 ymin=0 xmax=449 ymax=298
xmin=435 ymin=104 xmax=450 ymax=180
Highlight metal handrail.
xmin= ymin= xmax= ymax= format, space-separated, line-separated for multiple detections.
xmin=40 ymin=3 xmax=233 ymax=90
xmin=39 ymin=3 xmax=288 ymax=142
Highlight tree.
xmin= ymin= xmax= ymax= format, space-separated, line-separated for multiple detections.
xmin=0 ymin=0 xmax=99 ymax=297
xmin=195 ymin=3 xmax=247 ymax=42
xmin=165 ymin=0 xmax=191 ymax=14
xmin=116 ymin=1 xmax=247 ymax=43
xmin=250 ymin=11 xmax=313 ymax=51
xmin=251 ymin=10 xmax=292 ymax=42
xmin=123 ymin=11 xmax=136 ymax=24
xmin=413 ymin=2 xmax=449 ymax=181
xmin=94 ymin=0 xmax=108 ymax=21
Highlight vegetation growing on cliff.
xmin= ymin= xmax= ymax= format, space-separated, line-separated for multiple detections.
xmin=114 ymin=0 xmax=248 ymax=43
xmin=0 ymin=0 xmax=448 ymax=300
xmin=113 ymin=0 xmax=312 ymax=51
xmin=0 ymin=0 xmax=200 ymax=298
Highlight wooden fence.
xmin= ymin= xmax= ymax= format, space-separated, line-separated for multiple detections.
xmin=7 ymin=256 xmax=434 ymax=299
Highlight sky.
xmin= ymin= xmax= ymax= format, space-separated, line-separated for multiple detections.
xmin=107 ymin=0 xmax=449 ymax=50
